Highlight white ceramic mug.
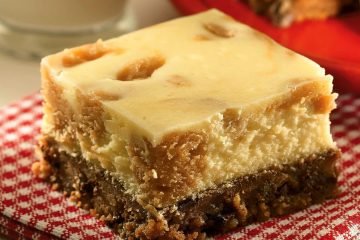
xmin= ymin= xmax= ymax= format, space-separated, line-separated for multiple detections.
xmin=0 ymin=0 xmax=132 ymax=58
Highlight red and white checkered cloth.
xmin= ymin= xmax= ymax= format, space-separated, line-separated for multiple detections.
xmin=0 ymin=93 xmax=359 ymax=240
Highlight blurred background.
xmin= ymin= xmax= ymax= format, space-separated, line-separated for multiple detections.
xmin=0 ymin=0 xmax=179 ymax=106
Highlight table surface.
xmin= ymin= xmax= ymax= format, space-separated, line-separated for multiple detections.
xmin=0 ymin=0 xmax=180 ymax=107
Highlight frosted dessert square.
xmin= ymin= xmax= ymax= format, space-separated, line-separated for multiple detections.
xmin=33 ymin=9 xmax=340 ymax=239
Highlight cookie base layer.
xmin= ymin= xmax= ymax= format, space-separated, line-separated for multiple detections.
xmin=37 ymin=139 xmax=340 ymax=239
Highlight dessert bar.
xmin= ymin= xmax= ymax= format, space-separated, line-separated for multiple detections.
xmin=33 ymin=9 xmax=340 ymax=239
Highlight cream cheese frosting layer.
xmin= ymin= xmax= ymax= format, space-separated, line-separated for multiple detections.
xmin=42 ymin=9 xmax=332 ymax=145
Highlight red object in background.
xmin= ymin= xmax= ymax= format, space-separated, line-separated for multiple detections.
xmin=171 ymin=0 xmax=360 ymax=94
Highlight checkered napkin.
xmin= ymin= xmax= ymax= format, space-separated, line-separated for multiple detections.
xmin=0 ymin=93 xmax=359 ymax=240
